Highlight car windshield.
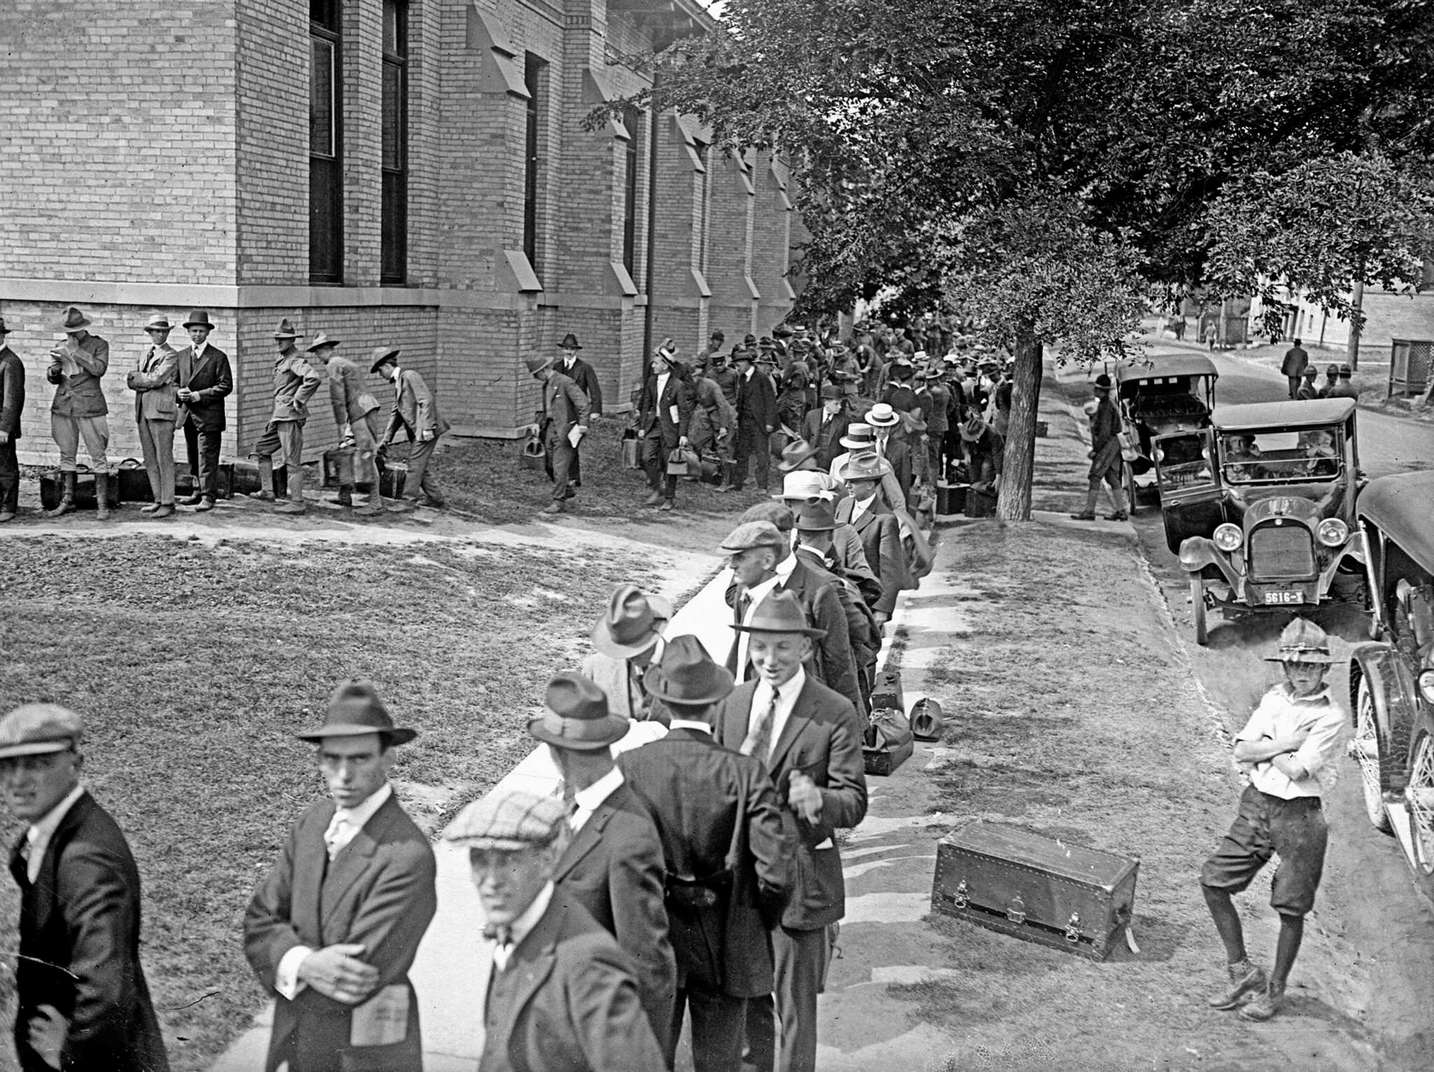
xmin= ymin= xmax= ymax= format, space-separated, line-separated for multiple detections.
xmin=1219 ymin=428 xmax=1341 ymax=484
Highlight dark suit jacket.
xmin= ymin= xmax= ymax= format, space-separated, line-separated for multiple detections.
xmin=714 ymin=677 xmax=867 ymax=930
xmin=638 ymin=369 xmax=695 ymax=449
xmin=540 ymin=371 xmax=592 ymax=439
xmin=559 ymin=355 xmax=604 ymax=416
xmin=552 ymin=781 xmax=676 ymax=1053
xmin=481 ymin=897 xmax=666 ymax=1072
xmin=792 ymin=546 xmax=880 ymax=693
xmin=176 ymin=344 xmax=233 ymax=432
xmin=779 ymin=558 xmax=861 ymax=704
xmin=618 ymin=728 xmax=793 ymax=997
xmin=735 ymin=368 xmax=777 ymax=432
xmin=835 ymin=497 xmax=907 ymax=616
xmin=801 ymin=405 xmax=856 ymax=469
xmin=0 ymin=347 xmax=24 ymax=438
xmin=243 ymin=792 xmax=438 ymax=1072
xmin=8 ymin=792 xmax=169 ymax=1072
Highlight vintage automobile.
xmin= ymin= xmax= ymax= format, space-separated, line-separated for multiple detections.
xmin=1115 ymin=355 xmax=1219 ymax=512
xmin=1346 ymin=471 xmax=1434 ymax=901
xmin=1156 ymin=397 xmax=1364 ymax=645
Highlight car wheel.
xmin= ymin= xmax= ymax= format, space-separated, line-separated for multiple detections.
xmin=1191 ymin=575 xmax=1208 ymax=646
xmin=1404 ymin=719 xmax=1434 ymax=901
xmin=1352 ymin=675 xmax=1394 ymax=835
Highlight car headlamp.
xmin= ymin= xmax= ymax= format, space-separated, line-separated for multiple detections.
xmin=1419 ymin=669 xmax=1434 ymax=706
xmin=1316 ymin=518 xmax=1349 ymax=548
xmin=1213 ymin=524 xmax=1242 ymax=553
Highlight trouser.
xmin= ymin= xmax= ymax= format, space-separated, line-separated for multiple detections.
xmin=182 ymin=419 xmax=223 ymax=498
xmin=1286 ymin=375 xmax=1301 ymax=400
xmin=251 ymin=418 xmax=304 ymax=467
xmin=926 ymin=435 xmax=945 ymax=485
xmin=544 ymin=427 xmax=575 ymax=504
xmin=51 ymin=413 xmax=110 ymax=473
xmin=731 ymin=424 xmax=770 ymax=489
xmin=743 ymin=925 xmax=832 ymax=1072
xmin=0 ymin=437 xmax=17 ymax=513
xmin=137 ymin=417 xmax=176 ymax=504
xmin=401 ymin=435 xmax=444 ymax=504
xmin=341 ymin=412 xmax=383 ymax=492
xmin=1083 ymin=460 xmax=1128 ymax=515
xmin=672 ymin=983 xmax=746 ymax=1072
xmin=643 ymin=430 xmax=678 ymax=501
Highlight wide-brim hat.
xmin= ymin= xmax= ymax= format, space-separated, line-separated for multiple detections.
xmin=297 ymin=680 xmax=418 ymax=745
xmin=778 ymin=439 xmax=820 ymax=472
xmin=558 ymin=332 xmax=583 ymax=351
xmin=56 ymin=305 xmax=92 ymax=332
xmin=368 ymin=346 xmax=401 ymax=373
xmin=779 ymin=469 xmax=837 ymax=502
xmin=308 ymin=332 xmax=341 ymax=353
xmin=839 ymin=451 xmax=886 ymax=483
xmin=274 ymin=317 xmax=303 ymax=340
xmin=143 ymin=314 xmax=172 ymax=332
xmin=525 ymin=353 xmax=555 ymax=376
xmin=731 ymin=590 xmax=826 ymax=638
xmin=866 ymin=403 xmax=901 ymax=428
xmin=0 ymin=703 xmax=83 ymax=760
xmin=642 ymin=634 xmax=734 ymax=705
xmin=1263 ymin=618 xmax=1335 ymax=665
xmin=959 ymin=416 xmax=988 ymax=442
xmin=819 ymin=384 xmax=843 ymax=401
xmin=840 ymin=423 xmax=875 ymax=449
xmin=527 ymin=672 xmax=628 ymax=751
xmin=591 ymin=583 xmax=664 ymax=659
xmin=183 ymin=309 xmax=215 ymax=329
xmin=794 ymin=501 xmax=837 ymax=532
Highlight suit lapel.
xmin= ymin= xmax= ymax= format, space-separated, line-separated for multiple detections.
xmin=551 ymin=800 xmax=614 ymax=882
xmin=767 ymin=682 xmax=815 ymax=774
xmin=322 ymin=796 xmax=397 ymax=913
xmin=721 ymin=684 xmax=757 ymax=752
xmin=27 ymin=793 xmax=94 ymax=932
xmin=490 ymin=902 xmax=562 ymax=1032
xmin=293 ymin=802 xmax=334 ymax=942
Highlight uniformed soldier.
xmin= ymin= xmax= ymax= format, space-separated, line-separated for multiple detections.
xmin=249 ymin=321 xmax=323 ymax=514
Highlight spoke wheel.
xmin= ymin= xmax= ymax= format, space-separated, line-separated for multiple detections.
xmin=1191 ymin=575 xmax=1209 ymax=646
xmin=1353 ymin=677 xmax=1393 ymax=834
xmin=1407 ymin=730 xmax=1434 ymax=900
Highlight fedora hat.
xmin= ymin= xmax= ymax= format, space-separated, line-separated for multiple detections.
xmin=731 ymin=590 xmax=825 ymax=638
xmin=642 ymin=634 xmax=734 ymax=706
xmin=731 ymin=348 xmax=756 ymax=364
xmin=307 ymin=332 xmax=342 ymax=352
xmin=839 ymin=423 xmax=875 ymax=450
xmin=591 ymin=584 xmax=664 ymax=659
xmin=819 ymin=383 xmax=842 ymax=401
xmin=794 ymin=500 xmax=837 ymax=532
xmin=524 ymin=353 xmax=555 ymax=376
xmin=182 ymin=309 xmax=215 ymax=330
xmin=959 ymin=415 xmax=988 ymax=442
xmin=368 ymin=346 xmax=401 ymax=373
xmin=527 ymin=672 xmax=628 ymax=751
xmin=56 ymin=306 xmax=92 ymax=333
xmin=1093 ymin=373 xmax=1113 ymax=390
xmin=1263 ymin=618 xmax=1334 ymax=665
xmin=143 ymin=314 xmax=172 ymax=332
xmin=839 ymin=451 xmax=886 ymax=483
xmin=778 ymin=439 xmax=820 ymax=473
xmin=558 ymin=332 xmax=583 ymax=351
xmin=779 ymin=469 xmax=837 ymax=502
xmin=296 ymin=680 xmax=418 ymax=745
xmin=865 ymin=403 xmax=901 ymax=428
xmin=273 ymin=318 xmax=303 ymax=340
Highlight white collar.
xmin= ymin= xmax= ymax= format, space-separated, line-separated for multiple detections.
xmin=333 ymin=782 xmax=392 ymax=829
xmin=504 ymin=880 xmax=555 ymax=951
xmin=667 ymin=718 xmax=713 ymax=735
xmin=25 ymin=782 xmax=86 ymax=882
xmin=191 ymin=340 xmax=207 ymax=358
xmin=754 ymin=665 xmax=805 ymax=704
xmin=773 ymin=551 xmax=798 ymax=584
xmin=573 ymin=765 xmax=624 ymax=812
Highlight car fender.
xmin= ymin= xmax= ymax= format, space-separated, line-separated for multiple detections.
xmin=1349 ymin=642 xmax=1419 ymax=792
xmin=1316 ymin=535 xmax=1364 ymax=597
xmin=1178 ymin=536 xmax=1242 ymax=590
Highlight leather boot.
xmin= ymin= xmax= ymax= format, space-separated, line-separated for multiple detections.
xmin=45 ymin=472 xmax=76 ymax=518
xmin=95 ymin=474 xmax=112 ymax=520
xmin=329 ymin=484 xmax=354 ymax=507
xmin=272 ymin=464 xmax=289 ymax=499
xmin=357 ymin=486 xmax=385 ymax=516
xmin=274 ymin=466 xmax=306 ymax=515
xmin=247 ymin=457 xmax=275 ymax=501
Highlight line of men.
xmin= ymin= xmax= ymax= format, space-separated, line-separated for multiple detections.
xmin=1281 ymin=339 xmax=1361 ymax=401
xmin=0 ymin=307 xmax=447 ymax=524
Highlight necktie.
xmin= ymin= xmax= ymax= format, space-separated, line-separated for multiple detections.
xmin=741 ymin=686 xmax=779 ymax=760
xmin=145 ymin=346 xmax=156 ymax=372
xmin=734 ymin=592 xmax=754 ymax=682
xmin=484 ymin=924 xmax=514 ymax=971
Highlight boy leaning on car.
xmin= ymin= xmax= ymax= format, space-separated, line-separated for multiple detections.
xmin=1198 ymin=618 xmax=1345 ymax=1021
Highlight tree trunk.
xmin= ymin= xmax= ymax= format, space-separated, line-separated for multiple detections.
xmin=1346 ymin=279 xmax=1364 ymax=371
xmin=996 ymin=325 xmax=1042 ymax=521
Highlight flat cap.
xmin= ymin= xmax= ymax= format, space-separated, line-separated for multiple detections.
xmin=445 ymin=788 xmax=569 ymax=850
xmin=0 ymin=703 xmax=83 ymax=760
xmin=719 ymin=520 xmax=786 ymax=553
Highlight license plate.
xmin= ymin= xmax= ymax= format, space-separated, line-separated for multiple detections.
xmin=1263 ymin=590 xmax=1304 ymax=605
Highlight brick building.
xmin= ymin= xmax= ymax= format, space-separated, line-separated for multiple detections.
xmin=0 ymin=0 xmax=800 ymax=464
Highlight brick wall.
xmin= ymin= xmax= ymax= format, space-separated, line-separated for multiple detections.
xmin=752 ymin=150 xmax=795 ymax=333
xmin=707 ymin=149 xmax=759 ymax=337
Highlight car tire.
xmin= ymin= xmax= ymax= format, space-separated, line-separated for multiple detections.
xmin=1403 ymin=715 xmax=1434 ymax=902
xmin=1191 ymin=575 xmax=1208 ymax=646
xmin=1353 ymin=675 xmax=1394 ymax=835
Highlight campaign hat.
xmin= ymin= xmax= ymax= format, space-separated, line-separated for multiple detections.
xmin=444 ymin=788 xmax=569 ymax=850
xmin=558 ymin=333 xmax=583 ymax=350
xmin=273 ymin=318 xmax=303 ymax=340
xmin=308 ymin=333 xmax=343 ymax=353
xmin=642 ymin=634 xmax=734 ymax=706
xmin=368 ymin=346 xmax=401 ymax=373
xmin=731 ymin=590 xmax=825 ymax=638
xmin=55 ymin=306 xmax=92 ymax=333
xmin=1264 ymin=617 xmax=1334 ymax=665
xmin=527 ymin=672 xmax=628 ymax=751
xmin=0 ymin=704 xmax=83 ymax=760
xmin=591 ymin=584 xmax=664 ymax=659
xmin=524 ymin=353 xmax=555 ymax=376
xmin=296 ymin=680 xmax=418 ymax=745
xmin=182 ymin=309 xmax=215 ymax=330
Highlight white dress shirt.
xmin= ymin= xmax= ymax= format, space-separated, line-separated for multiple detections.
xmin=667 ymin=718 xmax=712 ymax=735
xmin=735 ymin=553 xmax=798 ymax=681
xmin=850 ymin=493 xmax=876 ymax=524
xmin=191 ymin=340 xmax=207 ymax=362
xmin=491 ymin=880 xmax=555 ymax=973
xmin=23 ymin=783 xmax=86 ymax=884
xmin=748 ymin=666 xmax=805 ymax=764
xmin=570 ymin=766 xmax=625 ymax=834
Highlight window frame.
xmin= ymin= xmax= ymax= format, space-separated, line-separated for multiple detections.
xmin=381 ymin=0 xmax=409 ymax=285
xmin=309 ymin=0 xmax=344 ymax=284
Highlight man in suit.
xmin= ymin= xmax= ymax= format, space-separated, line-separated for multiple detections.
xmin=44 ymin=306 xmax=113 ymax=519
xmin=721 ymin=519 xmax=861 ymax=706
xmin=247 ymin=321 xmax=323 ymax=515
xmin=618 ymin=636 xmax=793 ymax=1072
xmin=801 ymin=385 xmax=856 ymax=470
xmin=865 ymin=403 xmax=914 ymax=508
xmin=0 ymin=317 xmax=25 ymax=523
xmin=310 ymin=332 xmax=386 ymax=516
xmin=374 ymin=348 xmax=449 ymax=510
xmin=790 ymin=501 xmax=881 ymax=709
xmin=525 ymin=353 xmax=591 ymax=516
xmin=723 ymin=348 xmax=777 ymax=493
xmin=556 ymin=333 xmax=602 ymax=493
xmin=175 ymin=309 xmax=233 ymax=512
xmin=0 ymin=703 xmax=169 ymax=1072
xmin=638 ymin=342 xmax=696 ymax=511
xmin=447 ymin=788 xmax=666 ymax=1072
xmin=834 ymin=453 xmax=908 ymax=626
xmin=125 ymin=314 xmax=180 ymax=518
xmin=579 ymin=584 xmax=672 ymax=730
xmin=244 ymin=681 xmax=437 ymax=1072
xmin=916 ymin=365 xmax=954 ymax=481
xmin=687 ymin=353 xmax=736 ymax=462
xmin=528 ymin=673 xmax=677 ymax=1055
xmin=713 ymin=591 xmax=867 ymax=1072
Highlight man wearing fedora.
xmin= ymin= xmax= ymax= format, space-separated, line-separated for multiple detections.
xmin=524 ymin=353 xmax=591 ymax=515
xmin=780 ymin=470 xmax=884 ymax=612
xmin=244 ymin=681 xmax=437 ymax=1072
xmin=791 ymin=500 xmax=881 ymax=704
xmin=713 ymin=590 xmax=867 ymax=1072
xmin=834 ymin=453 xmax=908 ymax=625
xmin=722 ymin=347 xmax=777 ymax=494
xmin=529 ymin=673 xmax=677 ymax=1054
xmin=125 ymin=314 xmax=181 ymax=517
xmin=0 ymin=703 xmax=170 ymax=1072
xmin=580 ymin=584 xmax=673 ymax=728
xmin=374 ymin=348 xmax=449 ymax=510
xmin=801 ymin=384 xmax=856 ymax=470
xmin=310 ymin=332 xmax=386 ymax=516
xmin=43 ymin=306 xmax=113 ymax=519
xmin=1069 ymin=374 xmax=1127 ymax=522
xmin=175 ymin=309 xmax=233 ymax=512
xmin=245 ymin=323 xmax=323 ymax=515
xmin=446 ymin=788 xmax=667 ymax=1072
xmin=638 ymin=341 xmax=696 ymax=511
xmin=556 ymin=333 xmax=601 ymax=492
xmin=0 ymin=317 xmax=25 ymax=523
xmin=618 ymin=636 xmax=794 ymax=1072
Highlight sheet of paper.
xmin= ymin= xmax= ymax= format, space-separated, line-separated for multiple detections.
xmin=568 ymin=426 xmax=585 ymax=449
xmin=349 ymin=984 xmax=409 ymax=1047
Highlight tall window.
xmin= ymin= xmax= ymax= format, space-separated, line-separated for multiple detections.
xmin=381 ymin=0 xmax=408 ymax=283
xmin=523 ymin=53 xmax=546 ymax=274
xmin=622 ymin=106 xmax=641 ymax=278
xmin=309 ymin=0 xmax=343 ymax=283
xmin=695 ymin=141 xmax=711 ymax=275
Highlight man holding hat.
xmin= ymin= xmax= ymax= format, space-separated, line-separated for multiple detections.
xmin=723 ymin=347 xmax=777 ymax=493
xmin=44 ymin=305 xmax=113 ymax=519
xmin=1069 ymin=374 xmax=1127 ymax=521
xmin=248 ymin=321 xmax=323 ymax=515
xmin=618 ymin=636 xmax=794 ymax=1072
xmin=310 ymin=331 xmax=386 ymax=515
xmin=244 ymin=681 xmax=437 ymax=1072
xmin=637 ymin=340 xmax=695 ymax=511
xmin=0 ymin=702 xmax=169 ymax=1071
xmin=524 ymin=352 xmax=591 ymax=515
xmin=713 ymin=590 xmax=867 ymax=1072
xmin=580 ymin=583 xmax=674 ymax=726
xmin=556 ymin=333 xmax=602 ymax=492
xmin=125 ymin=314 xmax=180 ymax=517
xmin=446 ymin=788 xmax=666 ymax=1072
xmin=175 ymin=309 xmax=233 ymax=512
xmin=0 ymin=317 xmax=25 ymax=523
xmin=528 ymin=673 xmax=677 ymax=1053
xmin=375 ymin=348 xmax=450 ymax=509
xmin=1199 ymin=619 xmax=1345 ymax=1022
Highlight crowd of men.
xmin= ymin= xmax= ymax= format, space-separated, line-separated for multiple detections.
xmin=1279 ymin=339 xmax=1362 ymax=402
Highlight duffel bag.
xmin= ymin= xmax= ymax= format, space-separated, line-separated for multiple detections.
xmin=863 ymin=705 xmax=914 ymax=776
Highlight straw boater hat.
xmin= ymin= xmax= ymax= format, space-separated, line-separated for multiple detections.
xmin=0 ymin=703 xmax=83 ymax=760
xmin=273 ymin=318 xmax=302 ymax=340
xmin=444 ymin=788 xmax=569 ymax=850
xmin=143 ymin=314 xmax=172 ymax=333
xmin=731 ymin=590 xmax=825 ymax=638
xmin=839 ymin=423 xmax=876 ymax=450
xmin=369 ymin=346 xmax=401 ymax=373
xmin=642 ymin=634 xmax=734 ymax=707
xmin=296 ymin=680 xmax=418 ymax=746
xmin=527 ymin=673 xmax=628 ymax=751
xmin=865 ymin=403 xmax=901 ymax=429
xmin=1264 ymin=618 xmax=1335 ymax=665
xmin=56 ymin=306 xmax=92 ymax=333
xmin=591 ymin=584 xmax=665 ymax=659
xmin=306 ymin=332 xmax=340 ymax=352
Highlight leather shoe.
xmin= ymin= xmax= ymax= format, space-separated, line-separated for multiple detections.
xmin=194 ymin=497 xmax=216 ymax=512
xmin=1104 ymin=512 xmax=1129 ymax=521
xmin=540 ymin=501 xmax=564 ymax=515
xmin=643 ymin=491 xmax=665 ymax=506
xmin=1238 ymin=987 xmax=1283 ymax=1022
xmin=151 ymin=504 xmax=176 ymax=519
xmin=1069 ymin=512 xmax=1096 ymax=521
xmin=658 ymin=500 xmax=674 ymax=511
xmin=139 ymin=503 xmax=161 ymax=515
xmin=0 ymin=511 xmax=15 ymax=524
xmin=178 ymin=492 xmax=204 ymax=506
xmin=1207 ymin=962 xmax=1265 ymax=1011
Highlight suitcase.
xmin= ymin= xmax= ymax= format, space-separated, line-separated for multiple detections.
xmin=935 ymin=483 xmax=966 ymax=516
xmin=40 ymin=469 xmax=120 ymax=511
xmin=869 ymin=668 xmax=905 ymax=715
xmin=115 ymin=459 xmax=152 ymax=503
xmin=931 ymin=821 xmax=1139 ymax=961
xmin=620 ymin=428 xmax=641 ymax=470
xmin=175 ymin=462 xmax=235 ymax=500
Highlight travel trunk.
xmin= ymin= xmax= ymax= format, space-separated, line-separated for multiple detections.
xmin=931 ymin=821 xmax=1138 ymax=960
